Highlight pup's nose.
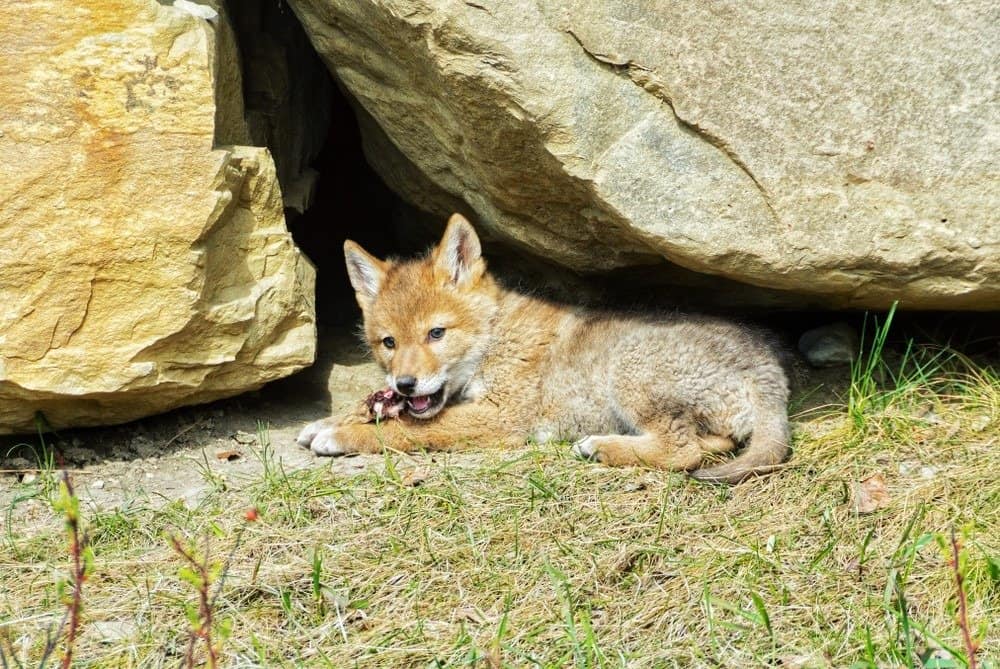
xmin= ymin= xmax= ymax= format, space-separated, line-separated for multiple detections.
xmin=395 ymin=376 xmax=417 ymax=395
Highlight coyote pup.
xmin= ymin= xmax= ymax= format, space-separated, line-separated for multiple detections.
xmin=297 ymin=214 xmax=790 ymax=483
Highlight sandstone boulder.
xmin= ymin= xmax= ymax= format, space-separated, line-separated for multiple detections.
xmin=0 ymin=0 xmax=316 ymax=433
xmin=288 ymin=0 xmax=999 ymax=309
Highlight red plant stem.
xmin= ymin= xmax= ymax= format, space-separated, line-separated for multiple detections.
xmin=201 ymin=553 xmax=218 ymax=669
xmin=170 ymin=515 xmax=252 ymax=669
xmin=170 ymin=535 xmax=219 ymax=669
xmin=60 ymin=473 xmax=85 ymax=669
xmin=950 ymin=527 xmax=978 ymax=669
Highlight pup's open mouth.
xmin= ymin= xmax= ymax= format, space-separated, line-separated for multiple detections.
xmin=405 ymin=387 xmax=446 ymax=416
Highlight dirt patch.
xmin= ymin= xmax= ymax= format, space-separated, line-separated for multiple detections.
xmin=0 ymin=331 xmax=382 ymax=514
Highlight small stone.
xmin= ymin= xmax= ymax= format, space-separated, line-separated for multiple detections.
xmin=970 ymin=414 xmax=992 ymax=432
xmin=21 ymin=472 xmax=37 ymax=485
xmin=92 ymin=620 xmax=137 ymax=643
xmin=92 ymin=479 xmax=105 ymax=489
xmin=401 ymin=467 xmax=429 ymax=487
xmin=925 ymin=648 xmax=955 ymax=664
xmin=231 ymin=431 xmax=257 ymax=445
xmin=798 ymin=323 xmax=859 ymax=367
xmin=172 ymin=0 xmax=219 ymax=22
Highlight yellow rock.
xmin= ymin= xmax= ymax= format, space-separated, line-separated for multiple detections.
xmin=0 ymin=0 xmax=315 ymax=433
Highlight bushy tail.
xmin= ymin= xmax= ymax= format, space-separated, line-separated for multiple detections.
xmin=691 ymin=408 xmax=790 ymax=484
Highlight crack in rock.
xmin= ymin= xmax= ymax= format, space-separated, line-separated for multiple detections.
xmin=565 ymin=28 xmax=783 ymax=228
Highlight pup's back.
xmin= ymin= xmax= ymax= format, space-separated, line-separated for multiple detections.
xmin=531 ymin=309 xmax=790 ymax=482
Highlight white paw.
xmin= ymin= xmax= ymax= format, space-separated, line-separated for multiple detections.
xmin=309 ymin=428 xmax=346 ymax=456
xmin=295 ymin=419 xmax=325 ymax=447
xmin=296 ymin=420 xmax=345 ymax=456
xmin=571 ymin=436 xmax=598 ymax=460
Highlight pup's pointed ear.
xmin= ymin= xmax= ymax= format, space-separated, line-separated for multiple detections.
xmin=344 ymin=240 xmax=386 ymax=308
xmin=434 ymin=213 xmax=484 ymax=286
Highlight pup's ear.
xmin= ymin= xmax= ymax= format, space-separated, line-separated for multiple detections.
xmin=344 ymin=240 xmax=386 ymax=308
xmin=433 ymin=213 xmax=484 ymax=286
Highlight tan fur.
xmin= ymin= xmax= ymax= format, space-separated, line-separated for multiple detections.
xmin=298 ymin=214 xmax=791 ymax=483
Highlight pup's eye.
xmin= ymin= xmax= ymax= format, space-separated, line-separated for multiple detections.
xmin=382 ymin=336 xmax=395 ymax=349
xmin=428 ymin=327 xmax=446 ymax=341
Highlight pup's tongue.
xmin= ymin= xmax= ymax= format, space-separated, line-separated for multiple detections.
xmin=407 ymin=395 xmax=432 ymax=412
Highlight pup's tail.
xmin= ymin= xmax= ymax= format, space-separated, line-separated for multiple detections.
xmin=691 ymin=408 xmax=790 ymax=484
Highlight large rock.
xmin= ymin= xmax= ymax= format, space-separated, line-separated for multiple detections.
xmin=0 ymin=0 xmax=316 ymax=433
xmin=288 ymin=0 xmax=999 ymax=309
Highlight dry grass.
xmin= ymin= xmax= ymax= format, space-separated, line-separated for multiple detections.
xmin=1 ymin=347 xmax=998 ymax=668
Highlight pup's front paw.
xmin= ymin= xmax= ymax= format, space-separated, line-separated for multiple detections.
xmin=296 ymin=419 xmax=348 ymax=456
xmin=571 ymin=436 xmax=599 ymax=461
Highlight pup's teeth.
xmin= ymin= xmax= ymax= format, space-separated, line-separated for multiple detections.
xmin=408 ymin=395 xmax=432 ymax=412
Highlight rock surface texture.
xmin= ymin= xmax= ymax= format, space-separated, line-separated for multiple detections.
xmin=0 ymin=0 xmax=316 ymax=433
xmin=289 ymin=0 xmax=999 ymax=309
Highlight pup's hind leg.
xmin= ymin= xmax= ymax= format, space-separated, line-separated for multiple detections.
xmin=700 ymin=434 xmax=737 ymax=454
xmin=572 ymin=414 xmax=736 ymax=470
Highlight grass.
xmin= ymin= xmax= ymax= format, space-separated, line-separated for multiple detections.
xmin=1 ymin=339 xmax=998 ymax=667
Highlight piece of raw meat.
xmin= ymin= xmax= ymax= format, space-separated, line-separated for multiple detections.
xmin=364 ymin=388 xmax=406 ymax=421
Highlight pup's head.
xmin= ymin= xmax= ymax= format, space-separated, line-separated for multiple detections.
xmin=344 ymin=213 xmax=498 ymax=419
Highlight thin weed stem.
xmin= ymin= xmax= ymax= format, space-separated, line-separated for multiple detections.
xmin=950 ymin=527 xmax=979 ymax=669
xmin=169 ymin=535 xmax=220 ymax=669
xmin=48 ymin=472 xmax=91 ymax=669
